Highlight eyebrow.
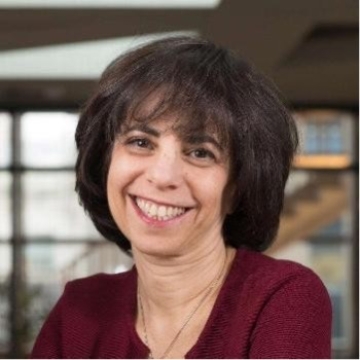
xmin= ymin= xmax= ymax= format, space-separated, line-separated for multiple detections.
xmin=184 ymin=134 xmax=223 ymax=151
xmin=121 ymin=123 xmax=160 ymax=137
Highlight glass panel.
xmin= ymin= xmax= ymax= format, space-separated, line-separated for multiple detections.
xmin=24 ymin=242 xmax=132 ymax=353
xmin=294 ymin=110 xmax=355 ymax=169
xmin=0 ymin=243 xmax=11 ymax=355
xmin=0 ymin=172 xmax=11 ymax=240
xmin=283 ymin=171 xmax=353 ymax=240
xmin=272 ymin=171 xmax=354 ymax=357
xmin=0 ymin=113 xmax=11 ymax=167
xmin=21 ymin=112 xmax=78 ymax=167
xmin=23 ymin=172 xmax=101 ymax=240
xmin=310 ymin=243 xmax=352 ymax=352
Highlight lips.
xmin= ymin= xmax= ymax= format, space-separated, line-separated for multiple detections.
xmin=133 ymin=196 xmax=189 ymax=221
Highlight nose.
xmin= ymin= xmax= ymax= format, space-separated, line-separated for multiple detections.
xmin=146 ymin=149 xmax=183 ymax=190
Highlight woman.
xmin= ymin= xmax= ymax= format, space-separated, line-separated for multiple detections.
xmin=31 ymin=36 xmax=332 ymax=359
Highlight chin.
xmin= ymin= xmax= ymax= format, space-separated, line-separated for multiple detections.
xmin=131 ymin=238 xmax=185 ymax=258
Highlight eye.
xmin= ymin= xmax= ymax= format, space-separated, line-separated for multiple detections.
xmin=189 ymin=148 xmax=216 ymax=161
xmin=127 ymin=137 xmax=152 ymax=149
xmin=123 ymin=136 xmax=155 ymax=154
xmin=192 ymin=149 xmax=215 ymax=159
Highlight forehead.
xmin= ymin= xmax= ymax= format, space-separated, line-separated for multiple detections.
xmin=121 ymin=115 xmax=222 ymax=144
xmin=119 ymin=89 xmax=233 ymax=149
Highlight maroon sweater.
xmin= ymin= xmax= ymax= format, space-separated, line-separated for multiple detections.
xmin=31 ymin=249 xmax=332 ymax=359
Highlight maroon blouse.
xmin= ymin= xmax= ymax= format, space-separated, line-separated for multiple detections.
xmin=31 ymin=249 xmax=332 ymax=359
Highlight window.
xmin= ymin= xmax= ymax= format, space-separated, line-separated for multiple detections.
xmin=1 ymin=111 xmax=133 ymax=358
xmin=270 ymin=109 xmax=358 ymax=358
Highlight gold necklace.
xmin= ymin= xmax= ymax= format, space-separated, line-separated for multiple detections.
xmin=137 ymin=254 xmax=228 ymax=359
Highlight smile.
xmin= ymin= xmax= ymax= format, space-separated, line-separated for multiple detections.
xmin=134 ymin=196 xmax=188 ymax=221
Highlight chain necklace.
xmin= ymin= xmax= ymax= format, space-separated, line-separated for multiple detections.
xmin=137 ymin=254 xmax=228 ymax=359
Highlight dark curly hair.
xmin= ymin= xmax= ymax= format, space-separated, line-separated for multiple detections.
xmin=75 ymin=35 xmax=298 ymax=255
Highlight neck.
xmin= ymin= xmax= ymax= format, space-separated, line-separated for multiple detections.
xmin=133 ymin=242 xmax=236 ymax=359
xmin=133 ymin=241 xmax=235 ymax=317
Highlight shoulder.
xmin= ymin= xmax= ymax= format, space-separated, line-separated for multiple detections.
xmin=234 ymin=248 xmax=331 ymax=306
xmin=65 ymin=269 xmax=134 ymax=293
xmin=61 ymin=269 xmax=136 ymax=314
xmin=232 ymin=250 xmax=332 ymax=358
xmin=238 ymin=248 xmax=325 ymax=283
xmin=31 ymin=270 xmax=137 ymax=359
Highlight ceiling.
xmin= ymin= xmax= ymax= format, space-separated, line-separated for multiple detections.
xmin=0 ymin=0 xmax=358 ymax=108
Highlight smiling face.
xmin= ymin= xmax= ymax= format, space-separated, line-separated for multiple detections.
xmin=107 ymin=116 xmax=232 ymax=257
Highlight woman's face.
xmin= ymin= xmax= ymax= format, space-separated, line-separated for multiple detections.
xmin=107 ymin=117 xmax=232 ymax=257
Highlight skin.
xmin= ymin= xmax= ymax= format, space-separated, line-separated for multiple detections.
xmin=107 ymin=117 xmax=236 ymax=358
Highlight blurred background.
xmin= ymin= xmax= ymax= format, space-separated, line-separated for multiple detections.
xmin=0 ymin=0 xmax=358 ymax=358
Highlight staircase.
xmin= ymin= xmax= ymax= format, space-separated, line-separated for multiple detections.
xmin=268 ymin=172 xmax=348 ymax=254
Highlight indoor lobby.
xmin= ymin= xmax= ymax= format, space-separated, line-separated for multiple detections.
xmin=0 ymin=0 xmax=358 ymax=358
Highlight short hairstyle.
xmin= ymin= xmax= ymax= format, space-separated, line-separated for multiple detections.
xmin=75 ymin=35 xmax=298 ymax=254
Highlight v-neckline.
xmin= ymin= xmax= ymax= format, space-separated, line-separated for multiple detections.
xmin=126 ymin=250 xmax=242 ymax=358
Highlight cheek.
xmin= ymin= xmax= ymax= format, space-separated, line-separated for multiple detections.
xmin=106 ymin=166 xmax=122 ymax=218
xmin=106 ymin=156 xmax=130 ymax=207
xmin=108 ymin=154 xmax=135 ymax=187
xmin=192 ymin=170 xmax=229 ymax=209
xmin=107 ymin=154 xmax=145 ymax=206
xmin=107 ymin=168 xmax=118 ymax=200
xmin=107 ymin=158 xmax=120 ymax=195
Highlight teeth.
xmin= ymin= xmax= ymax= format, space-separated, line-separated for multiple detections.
xmin=145 ymin=201 xmax=150 ymax=212
xmin=158 ymin=206 xmax=166 ymax=217
xmin=135 ymin=197 xmax=186 ymax=221
xmin=149 ymin=204 xmax=157 ymax=216
xmin=167 ymin=207 xmax=173 ymax=217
